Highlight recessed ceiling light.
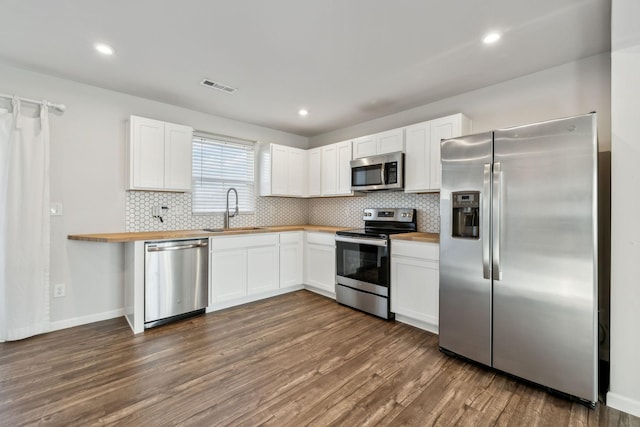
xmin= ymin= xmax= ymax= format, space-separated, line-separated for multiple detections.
xmin=95 ymin=43 xmax=114 ymax=55
xmin=483 ymin=32 xmax=501 ymax=44
xmin=298 ymin=109 xmax=309 ymax=117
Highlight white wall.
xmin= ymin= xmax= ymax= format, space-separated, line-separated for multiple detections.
xmin=608 ymin=0 xmax=640 ymax=417
xmin=309 ymin=53 xmax=611 ymax=151
xmin=0 ymin=62 xmax=308 ymax=327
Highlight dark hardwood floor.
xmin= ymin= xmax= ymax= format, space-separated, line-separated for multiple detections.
xmin=0 ymin=290 xmax=637 ymax=426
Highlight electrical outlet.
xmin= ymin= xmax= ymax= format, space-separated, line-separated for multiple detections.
xmin=50 ymin=202 xmax=63 ymax=216
xmin=53 ymin=283 xmax=66 ymax=298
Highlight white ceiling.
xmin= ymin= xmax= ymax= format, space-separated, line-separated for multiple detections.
xmin=0 ymin=0 xmax=610 ymax=137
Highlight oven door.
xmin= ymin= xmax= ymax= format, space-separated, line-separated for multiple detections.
xmin=335 ymin=235 xmax=389 ymax=297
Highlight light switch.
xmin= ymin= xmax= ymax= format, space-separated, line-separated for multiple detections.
xmin=50 ymin=202 xmax=63 ymax=216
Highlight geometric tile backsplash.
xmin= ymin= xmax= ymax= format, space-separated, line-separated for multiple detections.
xmin=307 ymin=192 xmax=440 ymax=233
xmin=126 ymin=190 xmax=441 ymax=233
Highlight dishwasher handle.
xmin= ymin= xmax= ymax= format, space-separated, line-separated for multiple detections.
xmin=146 ymin=241 xmax=208 ymax=252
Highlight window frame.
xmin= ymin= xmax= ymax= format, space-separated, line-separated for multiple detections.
xmin=191 ymin=133 xmax=256 ymax=215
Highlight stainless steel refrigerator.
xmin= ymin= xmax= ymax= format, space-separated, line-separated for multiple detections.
xmin=439 ymin=113 xmax=598 ymax=405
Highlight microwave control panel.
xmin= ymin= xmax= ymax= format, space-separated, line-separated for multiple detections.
xmin=386 ymin=162 xmax=398 ymax=184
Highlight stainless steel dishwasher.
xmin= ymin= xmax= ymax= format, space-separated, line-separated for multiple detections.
xmin=145 ymin=238 xmax=209 ymax=328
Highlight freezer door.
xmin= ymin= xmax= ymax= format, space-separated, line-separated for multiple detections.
xmin=492 ymin=114 xmax=598 ymax=403
xmin=439 ymin=132 xmax=493 ymax=366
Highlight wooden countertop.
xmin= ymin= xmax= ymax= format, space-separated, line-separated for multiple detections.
xmin=390 ymin=232 xmax=440 ymax=243
xmin=68 ymin=225 xmax=352 ymax=243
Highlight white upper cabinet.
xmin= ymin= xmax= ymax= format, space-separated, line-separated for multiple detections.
xmin=336 ymin=140 xmax=353 ymax=195
xmin=404 ymin=121 xmax=431 ymax=193
xmin=353 ymin=134 xmax=377 ymax=159
xmin=259 ymin=113 xmax=470 ymax=197
xmin=404 ymin=113 xmax=471 ymax=193
xmin=270 ymin=144 xmax=289 ymax=195
xmin=353 ymin=127 xmax=404 ymax=159
xmin=305 ymin=140 xmax=353 ymax=198
xmin=259 ymin=143 xmax=307 ymax=197
xmin=127 ymin=115 xmax=193 ymax=192
xmin=377 ymin=128 xmax=404 ymax=154
xmin=307 ymin=147 xmax=322 ymax=197
xmin=321 ymin=144 xmax=338 ymax=195
xmin=164 ymin=123 xmax=193 ymax=190
xmin=288 ymin=147 xmax=305 ymax=196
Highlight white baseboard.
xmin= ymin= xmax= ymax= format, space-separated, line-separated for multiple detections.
xmin=303 ymin=285 xmax=335 ymax=300
xmin=394 ymin=314 xmax=439 ymax=335
xmin=207 ymin=285 xmax=304 ymax=313
xmin=50 ymin=308 xmax=124 ymax=332
xmin=606 ymin=392 xmax=640 ymax=418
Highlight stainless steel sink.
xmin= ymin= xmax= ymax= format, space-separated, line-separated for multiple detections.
xmin=228 ymin=227 xmax=265 ymax=231
xmin=202 ymin=227 xmax=265 ymax=233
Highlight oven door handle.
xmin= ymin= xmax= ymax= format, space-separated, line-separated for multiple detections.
xmin=335 ymin=235 xmax=388 ymax=247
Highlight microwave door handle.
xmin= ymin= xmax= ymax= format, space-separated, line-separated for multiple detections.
xmin=380 ymin=163 xmax=386 ymax=185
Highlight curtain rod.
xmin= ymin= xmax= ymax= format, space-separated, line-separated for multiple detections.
xmin=0 ymin=93 xmax=66 ymax=112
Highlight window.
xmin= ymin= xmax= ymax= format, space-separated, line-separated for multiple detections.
xmin=192 ymin=134 xmax=255 ymax=214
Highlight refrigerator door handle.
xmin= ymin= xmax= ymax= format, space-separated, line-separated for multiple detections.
xmin=492 ymin=162 xmax=502 ymax=280
xmin=483 ymin=163 xmax=492 ymax=279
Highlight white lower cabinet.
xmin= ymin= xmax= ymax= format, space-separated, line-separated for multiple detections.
xmin=280 ymin=231 xmax=304 ymax=287
xmin=208 ymin=230 xmax=336 ymax=311
xmin=304 ymin=231 xmax=336 ymax=296
xmin=247 ymin=245 xmax=279 ymax=295
xmin=210 ymin=248 xmax=247 ymax=303
xmin=209 ymin=233 xmax=279 ymax=306
xmin=391 ymin=240 xmax=439 ymax=333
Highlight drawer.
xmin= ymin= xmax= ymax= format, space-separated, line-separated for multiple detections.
xmin=306 ymin=231 xmax=335 ymax=246
xmin=391 ymin=240 xmax=439 ymax=261
xmin=211 ymin=233 xmax=278 ymax=251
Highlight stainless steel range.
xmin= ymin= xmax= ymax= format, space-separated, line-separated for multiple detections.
xmin=335 ymin=208 xmax=417 ymax=319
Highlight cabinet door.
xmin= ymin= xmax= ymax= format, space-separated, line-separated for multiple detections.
xmin=321 ymin=144 xmax=338 ymax=196
xmin=404 ymin=121 xmax=431 ymax=192
xmin=130 ymin=116 xmax=165 ymax=189
xmin=304 ymin=243 xmax=336 ymax=294
xmin=429 ymin=115 xmax=461 ymax=190
xmin=391 ymin=256 xmax=439 ymax=330
xmin=280 ymin=232 xmax=303 ymax=287
xmin=247 ymin=245 xmax=279 ymax=295
xmin=271 ymin=144 xmax=289 ymax=195
xmin=210 ymin=249 xmax=247 ymax=304
xmin=288 ymin=148 xmax=305 ymax=196
xmin=377 ymin=128 xmax=404 ymax=154
xmin=164 ymin=123 xmax=193 ymax=191
xmin=353 ymin=135 xmax=377 ymax=159
xmin=336 ymin=140 xmax=353 ymax=195
xmin=307 ymin=148 xmax=322 ymax=197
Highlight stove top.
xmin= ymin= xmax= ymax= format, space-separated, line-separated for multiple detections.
xmin=335 ymin=208 xmax=417 ymax=240
xmin=336 ymin=228 xmax=413 ymax=239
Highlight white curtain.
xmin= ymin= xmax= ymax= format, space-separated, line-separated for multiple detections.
xmin=0 ymin=98 xmax=50 ymax=341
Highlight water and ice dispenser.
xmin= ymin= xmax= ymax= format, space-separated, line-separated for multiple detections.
xmin=452 ymin=191 xmax=480 ymax=238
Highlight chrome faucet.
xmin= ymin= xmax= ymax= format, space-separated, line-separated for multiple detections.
xmin=224 ymin=187 xmax=239 ymax=229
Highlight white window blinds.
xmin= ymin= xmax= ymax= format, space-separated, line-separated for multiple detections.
xmin=192 ymin=135 xmax=255 ymax=213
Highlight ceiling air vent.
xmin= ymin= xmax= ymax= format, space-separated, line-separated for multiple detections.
xmin=199 ymin=79 xmax=237 ymax=94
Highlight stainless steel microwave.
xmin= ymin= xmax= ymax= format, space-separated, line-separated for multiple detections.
xmin=350 ymin=152 xmax=404 ymax=191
